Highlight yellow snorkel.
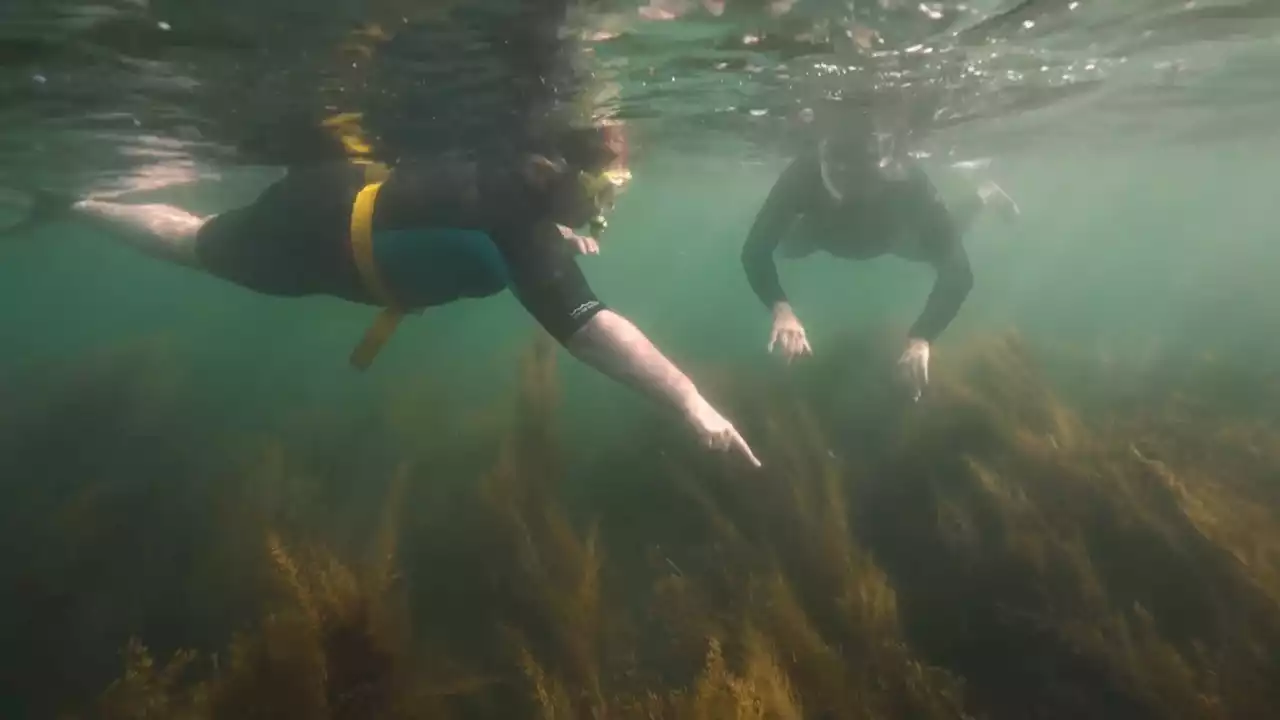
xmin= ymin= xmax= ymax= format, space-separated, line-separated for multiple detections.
xmin=580 ymin=165 xmax=632 ymax=237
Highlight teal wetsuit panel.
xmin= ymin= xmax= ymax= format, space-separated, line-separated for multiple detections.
xmin=371 ymin=228 xmax=511 ymax=308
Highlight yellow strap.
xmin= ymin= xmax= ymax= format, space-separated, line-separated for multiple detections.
xmin=349 ymin=308 xmax=404 ymax=371
xmin=349 ymin=180 xmax=397 ymax=309
xmin=322 ymin=112 xmax=375 ymax=159
xmin=348 ymin=175 xmax=404 ymax=370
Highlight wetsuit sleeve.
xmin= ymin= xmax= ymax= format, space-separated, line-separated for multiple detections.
xmin=909 ymin=226 xmax=974 ymax=342
xmin=740 ymin=154 xmax=816 ymax=308
xmin=496 ymin=221 xmax=608 ymax=346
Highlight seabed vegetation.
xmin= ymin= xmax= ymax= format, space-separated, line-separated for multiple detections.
xmin=2 ymin=328 xmax=1278 ymax=720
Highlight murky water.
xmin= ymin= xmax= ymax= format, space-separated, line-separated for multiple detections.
xmin=3 ymin=2 xmax=1279 ymax=180
xmin=1 ymin=2 xmax=1279 ymax=719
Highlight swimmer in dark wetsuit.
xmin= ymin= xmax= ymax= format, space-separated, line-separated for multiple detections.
xmin=10 ymin=126 xmax=761 ymax=467
xmin=741 ymin=122 xmax=1019 ymax=401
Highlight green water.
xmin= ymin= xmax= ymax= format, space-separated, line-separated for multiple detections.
xmin=2 ymin=4 xmax=1280 ymax=711
xmin=6 ymin=137 xmax=1273 ymax=427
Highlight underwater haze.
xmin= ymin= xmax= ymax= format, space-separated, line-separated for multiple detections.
xmin=1 ymin=1 xmax=1280 ymax=719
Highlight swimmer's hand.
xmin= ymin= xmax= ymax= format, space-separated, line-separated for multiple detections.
xmin=897 ymin=338 xmax=930 ymax=402
xmin=682 ymin=395 xmax=761 ymax=468
xmin=564 ymin=310 xmax=760 ymax=469
xmin=977 ymin=181 xmax=1020 ymax=222
xmin=768 ymin=302 xmax=812 ymax=363
xmin=557 ymin=224 xmax=600 ymax=256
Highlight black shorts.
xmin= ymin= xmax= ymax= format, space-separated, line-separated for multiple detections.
xmin=194 ymin=163 xmax=369 ymax=301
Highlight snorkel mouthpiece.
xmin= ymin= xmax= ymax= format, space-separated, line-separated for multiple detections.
xmin=580 ymin=166 xmax=631 ymax=236
xmin=589 ymin=214 xmax=607 ymax=236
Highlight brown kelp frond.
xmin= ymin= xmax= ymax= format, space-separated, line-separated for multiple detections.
xmin=251 ymin=532 xmax=408 ymax=720
xmin=366 ymin=462 xmax=411 ymax=602
xmin=857 ymin=330 xmax=1280 ymax=719
xmin=667 ymin=633 xmax=803 ymax=720
xmin=474 ymin=334 xmax=616 ymax=714
xmin=93 ymin=638 xmax=208 ymax=720
xmin=684 ymin=328 xmax=1280 ymax=719
xmin=1057 ymin=605 xmax=1223 ymax=720
xmin=265 ymin=532 xmax=323 ymax=628
xmin=86 ymin=526 xmax=425 ymax=720
xmin=753 ymin=571 xmax=860 ymax=717
xmin=478 ymin=335 xmax=584 ymax=583
xmin=1129 ymin=427 xmax=1280 ymax=608
xmin=515 ymin=642 xmax=578 ymax=719
xmin=50 ymin=327 xmax=1280 ymax=720
xmin=762 ymin=403 xmax=967 ymax=718
xmin=656 ymin=358 xmax=972 ymax=720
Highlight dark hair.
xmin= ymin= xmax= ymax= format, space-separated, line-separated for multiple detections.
xmin=556 ymin=125 xmax=621 ymax=172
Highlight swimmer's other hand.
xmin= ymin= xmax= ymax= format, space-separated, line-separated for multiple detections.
xmin=682 ymin=394 xmax=761 ymax=468
xmin=978 ymin=181 xmax=1020 ymax=222
xmin=768 ymin=301 xmax=812 ymax=363
xmin=557 ymin=224 xmax=600 ymax=256
xmin=897 ymin=337 xmax=930 ymax=403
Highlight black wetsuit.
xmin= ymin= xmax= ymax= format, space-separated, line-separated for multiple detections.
xmin=740 ymin=145 xmax=973 ymax=343
xmin=194 ymin=158 xmax=606 ymax=346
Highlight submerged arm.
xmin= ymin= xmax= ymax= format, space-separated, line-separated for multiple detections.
xmin=565 ymin=310 xmax=705 ymax=417
xmin=741 ymin=155 xmax=813 ymax=309
xmin=565 ymin=310 xmax=759 ymax=466
xmin=502 ymin=222 xmax=760 ymax=465
xmin=909 ymin=241 xmax=974 ymax=342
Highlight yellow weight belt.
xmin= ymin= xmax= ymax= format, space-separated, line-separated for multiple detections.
xmin=347 ymin=161 xmax=407 ymax=371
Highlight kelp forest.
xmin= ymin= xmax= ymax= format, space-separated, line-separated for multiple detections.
xmin=2 ymin=327 xmax=1279 ymax=720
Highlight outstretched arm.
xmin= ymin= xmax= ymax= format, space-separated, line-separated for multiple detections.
xmin=566 ymin=310 xmax=759 ymax=466
xmin=897 ymin=238 xmax=973 ymax=402
xmin=740 ymin=154 xmax=812 ymax=309
xmin=503 ymin=223 xmax=760 ymax=466
xmin=909 ymin=238 xmax=974 ymax=343
xmin=741 ymin=154 xmax=818 ymax=361
xmin=565 ymin=309 xmax=700 ymax=416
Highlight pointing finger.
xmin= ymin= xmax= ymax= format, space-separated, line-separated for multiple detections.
xmin=731 ymin=430 xmax=762 ymax=468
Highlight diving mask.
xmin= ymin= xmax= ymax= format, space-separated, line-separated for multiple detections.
xmin=818 ymin=132 xmax=908 ymax=201
xmin=580 ymin=166 xmax=632 ymax=235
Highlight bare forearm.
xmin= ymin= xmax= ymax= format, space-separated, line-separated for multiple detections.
xmin=565 ymin=309 xmax=702 ymax=417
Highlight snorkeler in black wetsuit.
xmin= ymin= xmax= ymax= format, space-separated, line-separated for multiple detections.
xmin=192 ymin=151 xmax=611 ymax=353
xmin=6 ymin=126 xmax=761 ymax=467
xmin=741 ymin=125 xmax=1018 ymax=401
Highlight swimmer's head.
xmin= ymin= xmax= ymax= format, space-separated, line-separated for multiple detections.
xmin=535 ymin=122 xmax=632 ymax=232
xmin=816 ymin=131 xmax=879 ymax=201
xmin=814 ymin=103 xmax=912 ymax=199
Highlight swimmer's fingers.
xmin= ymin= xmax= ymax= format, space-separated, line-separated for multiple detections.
xmin=909 ymin=356 xmax=927 ymax=402
xmin=727 ymin=427 xmax=762 ymax=468
xmin=786 ymin=331 xmax=812 ymax=364
xmin=895 ymin=352 xmax=920 ymax=401
xmin=557 ymin=224 xmax=599 ymax=256
xmin=771 ymin=328 xmax=795 ymax=357
xmin=573 ymin=234 xmax=600 ymax=256
xmin=784 ymin=332 xmax=801 ymax=364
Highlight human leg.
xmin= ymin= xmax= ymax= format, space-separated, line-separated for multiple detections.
xmin=70 ymin=199 xmax=206 ymax=267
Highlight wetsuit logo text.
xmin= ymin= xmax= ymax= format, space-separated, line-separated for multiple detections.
xmin=570 ymin=300 xmax=600 ymax=320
